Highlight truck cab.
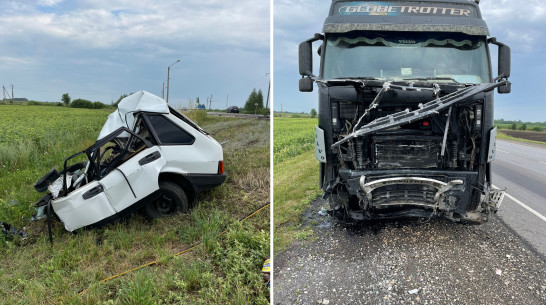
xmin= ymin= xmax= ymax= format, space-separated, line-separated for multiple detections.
xmin=299 ymin=0 xmax=510 ymax=223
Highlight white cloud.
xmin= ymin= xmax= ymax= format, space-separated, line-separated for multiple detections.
xmin=37 ymin=0 xmax=64 ymax=6
xmin=274 ymin=0 xmax=329 ymax=69
xmin=0 ymin=0 xmax=269 ymax=52
xmin=481 ymin=0 xmax=546 ymax=23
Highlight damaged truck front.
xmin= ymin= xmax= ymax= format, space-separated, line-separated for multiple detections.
xmin=299 ymin=0 xmax=510 ymax=223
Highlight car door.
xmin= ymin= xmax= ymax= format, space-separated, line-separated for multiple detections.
xmin=103 ymin=138 xmax=166 ymax=212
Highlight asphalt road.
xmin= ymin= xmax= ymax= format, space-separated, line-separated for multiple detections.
xmin=274 ymin=199 xmax=546 ymax=305
xmin=492 ymin=139 xmax=546 ymax=257
xmin=207 ymin=112 xmax=269 ymax=119
xmin=274 ymin=139 xmax=546 ymax=304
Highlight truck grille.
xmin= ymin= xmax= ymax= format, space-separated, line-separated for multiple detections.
xmin=373 ymin=135 xmax=441 ymax=169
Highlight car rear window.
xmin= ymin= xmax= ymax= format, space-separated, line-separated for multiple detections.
xmin=146 ymin=114 xmax=195 ymax=145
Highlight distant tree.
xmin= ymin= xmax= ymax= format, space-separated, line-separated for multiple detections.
xmin=93 ymin=101 xmax=106 ymax=109
xmin=511 ymin=123 xmax=517 ymax=130
xmin=196 ymin=97 xmax=200 ymax=106
xmin=113 ymin=93 xmax=129 ymax=108
xmin=310 ymin=108 xmax=317 ymax=118
xmin=521 ymin=123 xmax=527 ymax=131
xmin=244 ymin=88 xmax=264 ymax=113
xmin=62 ymin=93 xmax=71 ymax=105
xmin=70 ymin=98 xmax=94 ymax=109
xmin=256 ymin=89 xmax=264 ymax=109
xmin=532 ymin=126 xmax=543 ymax=132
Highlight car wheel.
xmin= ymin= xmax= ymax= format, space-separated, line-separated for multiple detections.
xmin=144 ymin=181 xmax=188 ymax=218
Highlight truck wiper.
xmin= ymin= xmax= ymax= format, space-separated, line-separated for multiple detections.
xmin=332 ymin=81 xmax=507 ymax=149
xmin=338 ymin=77 xmax=379 ymax=80
xmin=403 ymin=77 xmax=459 ymax=83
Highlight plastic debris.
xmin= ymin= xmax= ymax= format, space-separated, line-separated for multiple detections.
xmin=262 ymin=258 xmax=271 ymax=286
xmin=32 ymin=206 xmax=47 ymax=221
xmin=0 ymin=222 xmax=28 ymax=239
xmin=496 ymin=269 xmax=502 ymax=276
xmin=318 ymin=299 xmax=330 ymax=304
xmin=318 ymin=207 xmax=328 ymax=216
xmin=408 ymin=288 xmax=420 ymax=294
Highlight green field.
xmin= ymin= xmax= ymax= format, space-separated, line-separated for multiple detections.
xmin=0 ymin=105 xmax=270 ymax=304
xmin=273 ymin=117 xmax=321 ymax=252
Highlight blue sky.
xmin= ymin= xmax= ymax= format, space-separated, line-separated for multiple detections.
xmin=0 ymin=0 xmax=270 ymax=109
xmin=273 ymin=0 xmax=546 ymax=122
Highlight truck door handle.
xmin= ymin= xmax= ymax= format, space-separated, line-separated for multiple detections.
xmin=139 ymin=151 xmax=161 ymax=166
xmin=82 ymin=185 xmax=104 ymax=200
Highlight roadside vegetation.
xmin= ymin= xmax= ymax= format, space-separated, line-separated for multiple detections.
xmin=273 ymin=117 xmax=321 ymax=252
xmin=0 ymin=105 xmax=270 ymax=304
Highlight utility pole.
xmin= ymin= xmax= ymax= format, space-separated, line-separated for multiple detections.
xmin=11 ymin=85 xmax=14 ymax=103
xmin=209 ymin=94 xmax=212 ymax=110
xmin=281 ymin=104 xmax=283 ymax=117
xmin=166 ymin=59 xmax=180 ymax=104
xmin=265 ymin=73 xmax=270 ymax=109
xmin=162 ymin=81 xmax=166 ymax=99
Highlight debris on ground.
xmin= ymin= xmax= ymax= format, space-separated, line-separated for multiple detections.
xmin=0 ymin=222 xmax=28 ymax=239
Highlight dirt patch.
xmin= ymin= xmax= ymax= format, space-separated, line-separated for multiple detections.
xmin=274 ymin=198 xmax=546 ymax=305
xmin=501 ymin=130 xmax=546 ymax=143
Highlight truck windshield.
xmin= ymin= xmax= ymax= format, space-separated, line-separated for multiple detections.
xmin=323 ymin=31 xmax=490 ymax=84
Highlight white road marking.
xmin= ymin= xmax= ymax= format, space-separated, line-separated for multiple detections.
xmin=497 ymin=149 xmax=509 ymax=154
xmin=493 ymin=184 xmax=546 ymax=223
xmin=538 ymin=161 xmax=546 ymax=165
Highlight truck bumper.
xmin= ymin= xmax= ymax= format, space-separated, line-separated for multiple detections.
xmin=333 ymin=169 xmax=503 ymax=223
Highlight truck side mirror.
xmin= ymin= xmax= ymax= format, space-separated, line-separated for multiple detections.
xmin=299 ymin=77 xmax=314 ymax=92
xmin=489 ymin=37 xmax=511 ymax=93
xmin=299 ymin=41 xmax=313 ymax=76
xmin=497 ymin=81 xmax=511 ymax=94
xmin=298 ymin=34 xmax=324 ymax=77
xmin=498 ymin=44 xmax=511 ymax=79
xmin=497 ymin=44 xmax=511 ymax=94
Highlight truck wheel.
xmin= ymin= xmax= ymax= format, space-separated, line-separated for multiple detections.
xmin=144 ymin=181 xmax=189 ymax=218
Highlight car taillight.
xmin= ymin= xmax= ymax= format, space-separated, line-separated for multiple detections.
xmin=218 ymin=161 xmax=224 ymax=174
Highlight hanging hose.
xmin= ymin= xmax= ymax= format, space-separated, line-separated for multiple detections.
xmin=77 ymin=202 xmax=270 ymax=295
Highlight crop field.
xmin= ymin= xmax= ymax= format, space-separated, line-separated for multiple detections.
xmin=273 ymin=117 xmax=321 ymax=252
xmin=499 ymin=130 xmax=546 ymax=144
xmin=0 ymin=105 xmax=270 ymax=304
xmin=273 ymin=117 xmax=316 ymax=164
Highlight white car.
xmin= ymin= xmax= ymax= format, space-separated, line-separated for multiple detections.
xmin=35 ymin=91 xmax=226 ymax=232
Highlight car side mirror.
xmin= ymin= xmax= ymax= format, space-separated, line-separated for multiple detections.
xmin=299 ymin=77 xmax=314 ymax=92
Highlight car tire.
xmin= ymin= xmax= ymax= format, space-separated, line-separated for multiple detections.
xmin=144 ymin=181 xmax=189 ymax=218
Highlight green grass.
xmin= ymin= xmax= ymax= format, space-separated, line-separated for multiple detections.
xmin=0 ymin=106 xmax=270 ymax=304
xmin=273 ymin=117 xmax=322 ymax=252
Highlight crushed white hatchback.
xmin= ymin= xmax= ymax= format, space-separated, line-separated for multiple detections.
xmin=34 ymin=91 xmax=226 ymax=231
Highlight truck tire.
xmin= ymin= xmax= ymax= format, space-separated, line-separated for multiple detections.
xmin=144 ymin=181 xmax=189 ymax=218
